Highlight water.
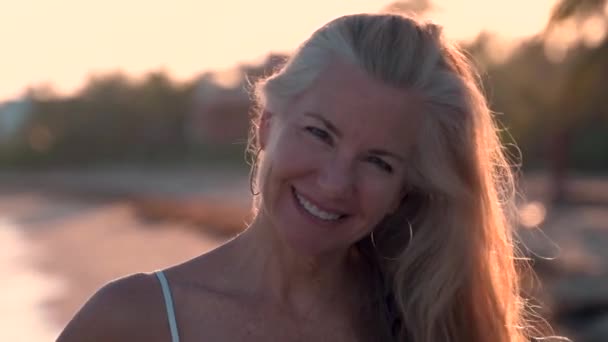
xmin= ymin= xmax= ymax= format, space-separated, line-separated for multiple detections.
xmin=0 ymin=218 xmax=64 ymax=341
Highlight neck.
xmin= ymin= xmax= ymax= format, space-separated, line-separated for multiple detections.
xmin=226 ymin=211 xmax=364 ymax=317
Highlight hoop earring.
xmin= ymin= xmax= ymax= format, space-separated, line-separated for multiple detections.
xmin=249 ymin=147 xmax=262 ymax=196
xmin=370 ymin=219 xmax=414 ymax=261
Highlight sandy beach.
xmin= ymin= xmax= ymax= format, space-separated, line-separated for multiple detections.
xmin=0 ymin=169 xmax=606 ymax=341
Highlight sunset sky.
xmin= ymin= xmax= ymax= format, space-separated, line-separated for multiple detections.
xmin=1 ymin=0 xmax=560 ymax=102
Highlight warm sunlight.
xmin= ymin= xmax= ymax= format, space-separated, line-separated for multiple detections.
xmin=2 ymin=2 xmax=607 ymax=342
xmin=1 ymin=0 xmax=558 ymax=101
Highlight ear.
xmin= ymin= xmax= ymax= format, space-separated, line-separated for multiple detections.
xmin=258 ymin=110 xmax=274 ymax=151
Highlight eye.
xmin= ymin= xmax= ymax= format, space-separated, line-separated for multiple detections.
xmin=305 ymin=126 xmax=332 ymax=144
xmin=367 ymin=155 xmax=393 ymax=173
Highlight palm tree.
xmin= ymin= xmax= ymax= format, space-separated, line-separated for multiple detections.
xmin=382 ymin=0 xmax=434 ymax=16
xmin=544 ymin=0 xmax=608 ymax=203
xmin=547 ymin=0 xmax=607 ymax=26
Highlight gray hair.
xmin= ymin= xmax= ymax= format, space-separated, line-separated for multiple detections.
xmin=251 ymin=13 xmax=530 ymax=342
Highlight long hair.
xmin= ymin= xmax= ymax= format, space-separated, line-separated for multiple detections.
xmin=249 ymin=13 xmax=531 ymax=342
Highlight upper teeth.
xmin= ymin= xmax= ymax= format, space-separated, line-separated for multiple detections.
xmin=295 ymin=192 xmax=342 ymax=221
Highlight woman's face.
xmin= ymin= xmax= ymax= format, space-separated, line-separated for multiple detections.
xmin=258 ymin=60 xmax=422 ymax=256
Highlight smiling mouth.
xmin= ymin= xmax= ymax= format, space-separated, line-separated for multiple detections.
xmin=291 ymin=187 xmax=348 ymax=222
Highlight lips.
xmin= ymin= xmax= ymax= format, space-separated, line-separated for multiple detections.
xmin=291 ymin=186 xmax=349 ymax=222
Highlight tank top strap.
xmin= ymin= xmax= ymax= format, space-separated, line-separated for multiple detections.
xmin=155 ymin=271 xmax=180 ymax=342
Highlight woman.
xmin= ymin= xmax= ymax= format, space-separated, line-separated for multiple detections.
xmin=58 ymin=13 xmax=533 ymax=342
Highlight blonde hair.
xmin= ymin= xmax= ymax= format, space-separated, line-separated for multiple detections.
xmin=250 ymin=13 xmax=532 ymax=342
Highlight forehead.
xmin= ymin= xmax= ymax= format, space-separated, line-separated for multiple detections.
xmin=289 ymin=60 xmax=423 ymax=149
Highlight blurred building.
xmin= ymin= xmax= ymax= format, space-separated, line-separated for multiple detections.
xmin=188 ymin=72 xmax=250 ymax=146
xmin=187 ymin=54 xmax=287 ymax=146
xmin=0 ymin=97 xmax=32 ymax=145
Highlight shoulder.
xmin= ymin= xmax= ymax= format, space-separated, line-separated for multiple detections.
xmin=57 ymin=272 xmax=171 ymax=342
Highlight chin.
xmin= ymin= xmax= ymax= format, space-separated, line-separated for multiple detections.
xmin=267 ymin=184 xmax=363 ymax=257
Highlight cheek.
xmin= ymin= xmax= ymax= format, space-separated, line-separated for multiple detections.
xmin=359 ymin=179 xmax=402 ymax=222
xmin=271 ymin=129 xmax=324 ymax=173
xmin=346 ymin=183 xmax=399 ymax=243
xmin=258 ymin=130 xmax=320 ymax=203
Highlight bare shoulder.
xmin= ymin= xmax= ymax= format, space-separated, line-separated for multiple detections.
xmin=57 ymin=272 xmax=170 ymax=342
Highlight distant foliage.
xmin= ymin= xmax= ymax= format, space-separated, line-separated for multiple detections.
xmin=1 ymin=1 xmax=607 ymax=172
xmin=1 ymin=54 xmax=287 ymax=167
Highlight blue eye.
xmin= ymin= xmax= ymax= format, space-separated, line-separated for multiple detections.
xmin=305 ymin=126 xmax=332 ymax=144
xmin=367 ymin=156 xmax=393 ymax=173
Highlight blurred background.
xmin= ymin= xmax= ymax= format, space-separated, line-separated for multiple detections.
xmin=1 ymin=0 xmax=607 ymax=340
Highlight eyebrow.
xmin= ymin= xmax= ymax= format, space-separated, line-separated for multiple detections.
xmin=304 ymin=112 xmax=342 ymax=138
xmin=369 ymin=149 xmax=406 ymax=163
xmin=303 ymin=112 xmax=406 ymax=163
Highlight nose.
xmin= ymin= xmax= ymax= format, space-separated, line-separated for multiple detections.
xmin=316 ymin=155 xmax=356 ymax=199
